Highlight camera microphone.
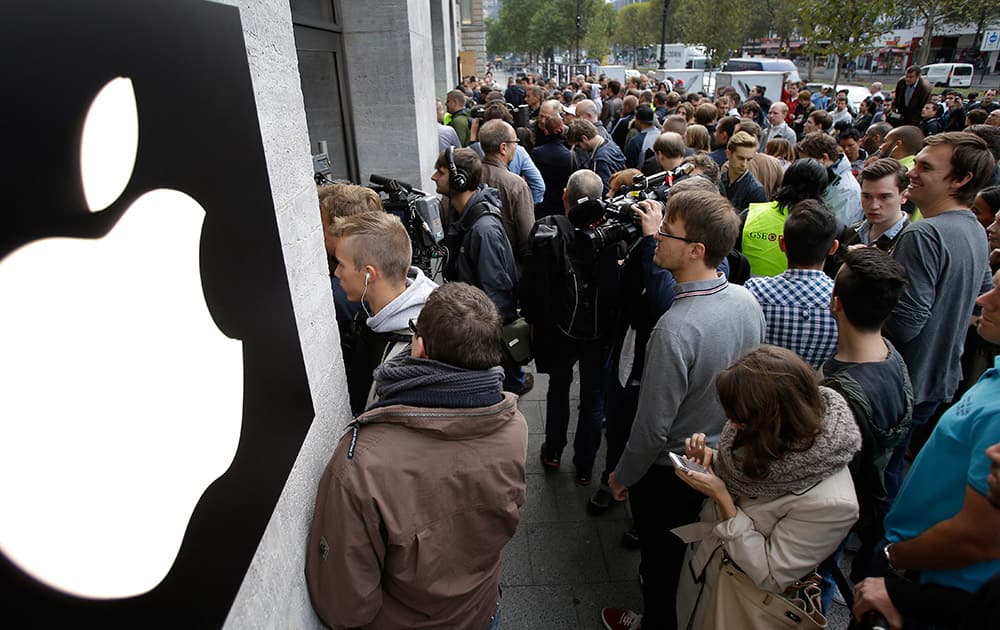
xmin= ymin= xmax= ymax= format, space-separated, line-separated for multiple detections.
xmin=369 ymin=174 xmax=413 ymax=193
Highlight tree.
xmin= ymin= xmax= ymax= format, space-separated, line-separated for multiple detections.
xmin=898 ymin=0 xmax=1000 ymax=66
xmin=612 ymin=2 xmax=658 ymax=68
xmin=672 ymin=0 xmax=752 ymax=66
xmin=745 ymin=0 xmax=801 ymax=51
xmin=583 ymin=0 xmax=617 ymax=60
xmin=798 ymin=0 xmax=897 ymax=89
xmin=487 ymin=0 xmax=612 ymax=63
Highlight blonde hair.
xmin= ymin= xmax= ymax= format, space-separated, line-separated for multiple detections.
xmin=318 ymin=183 xmax=382 ymax=227
xmin=329 ymin=212 xmax=411 ymax=282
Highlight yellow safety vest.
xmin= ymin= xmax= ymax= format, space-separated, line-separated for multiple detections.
xmin=742 ymin=201 xmax=788 ymax=277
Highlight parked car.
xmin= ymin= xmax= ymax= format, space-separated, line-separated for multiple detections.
xmin=921 ymin=63 xmax=974 ymax=88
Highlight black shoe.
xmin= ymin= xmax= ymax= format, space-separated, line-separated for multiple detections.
xmin=575 ymin=470 xmax=593 ymax=487
xmin=621 ymin=526 xmax=640 ymax=549
xmin=540 ymin=442 xmax=560 ymax=470
xmin=518 ymin=373 xmax=534 ymax=396
xmin=587 ymin=485 xmax=614 ymax=516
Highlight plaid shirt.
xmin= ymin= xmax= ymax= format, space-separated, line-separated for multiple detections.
xmin=745 ymin=269 xmax=838 ymax=369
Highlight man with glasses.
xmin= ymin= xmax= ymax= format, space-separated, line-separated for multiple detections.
xmin=479 ymin=119 xmax=534 ymax=265
xmin=601 ymin=190 xmax=764 ymax=630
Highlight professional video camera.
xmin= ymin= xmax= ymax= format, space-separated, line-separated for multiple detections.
xmin=368 ymin=174 xmax=446 ymax=276
xmin=573 ymin=163 xmax=696 ymax=260
xmin=313 ymin=152 xmax=340 ymax=185
xmin=470 ymin=102 xmax=531 ymax=128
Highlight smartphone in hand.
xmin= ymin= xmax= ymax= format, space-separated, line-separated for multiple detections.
xmin=669 ymin=451 xmax=708 ymax=475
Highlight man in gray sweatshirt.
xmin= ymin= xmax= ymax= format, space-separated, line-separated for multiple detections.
xmin=602 ymin=190 xmax=764 ymax=630
xmin=882 ymin=132 xmax=995 ymax=504
xmin=330 ymin=211 xmax=438 ymax=415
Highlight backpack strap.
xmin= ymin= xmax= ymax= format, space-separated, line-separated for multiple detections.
xmin=460 ymin=199 xmax=503 ymax=230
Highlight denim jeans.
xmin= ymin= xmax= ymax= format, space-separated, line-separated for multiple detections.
xmin=884 ymin=401 xmax=940 ymax=509
xmin=598 ymin=373 xmax=641 ymax=486
xmin=543 ymin=334 xmax=613 ymax=477
xmin=486 ymin=601 xmax=501 ymax=630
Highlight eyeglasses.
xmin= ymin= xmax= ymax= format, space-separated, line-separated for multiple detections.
xmin=656 ymin=227 xmax=700 ymax=244
xmin=408 ymin=318 xmax=419 ymax=336
xmin=503 ymin=138 xmax=520 ymax=146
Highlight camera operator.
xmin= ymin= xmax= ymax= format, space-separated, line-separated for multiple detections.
xmin=431 ymin=147 xmax=529 ymax=395
xmin=521 ymin=170 xmax=622 ymax=486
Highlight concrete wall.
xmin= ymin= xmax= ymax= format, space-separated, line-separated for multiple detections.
xmin=340 ymin=0 xmax=440 ymax=192
xmin=431 ymin=0 xmax=458 ymax=100
xmin=216 ymin=1 xmax=345 ymax=628
xmin=460 ymin=0 xmax=487 ymax=77
xmin=217 ymin=0 xmax=455 ymax=626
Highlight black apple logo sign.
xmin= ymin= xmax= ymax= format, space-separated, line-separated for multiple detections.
xmin=1 ymin=1 xmax=315 ymax=626
xmin=1 ymin=76 xmax=244 ymax=599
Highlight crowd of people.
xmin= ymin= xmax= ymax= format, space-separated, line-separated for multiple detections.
xmin=303 ymin=65 xmax=1000 ymax=630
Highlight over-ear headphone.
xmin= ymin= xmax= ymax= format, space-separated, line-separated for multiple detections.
xmin=447 ymin=146 xmax=471 ymax=193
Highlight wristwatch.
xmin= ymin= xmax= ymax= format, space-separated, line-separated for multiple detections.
xmin=883 ymin=542 xmax=899 ymax=572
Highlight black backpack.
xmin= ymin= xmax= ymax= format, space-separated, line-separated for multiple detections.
xmin=520 ymin=214 xmax=619 ymax=341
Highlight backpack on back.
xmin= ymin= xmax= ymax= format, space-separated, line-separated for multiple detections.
xmin=520 ymin=214 xmax=619 ymax=342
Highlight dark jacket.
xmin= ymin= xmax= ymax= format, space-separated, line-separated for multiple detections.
xmin=504 ymin=84 xmax=525 ymax=107
xmin=944 ymin=107 xmax=967 ymax=132
xmin=720 ymin=170 xmax=767 ymax=214
xmin=892 ymin=76 xmax=932 ymax=126
xmin=610 ymin=112 xmax=634 ymax=148
xmin=824 ymin=216 xmax=909 ymax=277
xmin=821 ymin=343 xmax=912 ymax=574
xmin=920 ymin=116 xmax=944 ymax=137
xmin=583 ymin=137 xmax=626 ymax=196
xmin=443 ymin=185 xmax=518 ymax=322
xmin=532 ymin=131 xmax=575 ymax=218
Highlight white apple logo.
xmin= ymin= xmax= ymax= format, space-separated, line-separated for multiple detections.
xmin=0 ymin=77 xmax=243 ymax=598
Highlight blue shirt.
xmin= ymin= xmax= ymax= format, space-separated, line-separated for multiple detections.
xmin=745 ymin=268 xmax=838 ymax=368
xmin=885 ymin=356 xmax=1000 ymax=592
xmin=509 ymin=146 xmax=546 ymax=204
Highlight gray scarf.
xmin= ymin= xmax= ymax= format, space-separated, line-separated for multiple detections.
xmin=715 ymin=387 xmax=861 ymax=498
xmin=368 ymin=354 xmax=504 ymax=410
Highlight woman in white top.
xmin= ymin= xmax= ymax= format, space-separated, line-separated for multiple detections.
xmin=673 ymin=345 xmax=861 ymax=629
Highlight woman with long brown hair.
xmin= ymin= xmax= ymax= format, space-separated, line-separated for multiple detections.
xmin=673 ymin=345 xmax=861 ymax=629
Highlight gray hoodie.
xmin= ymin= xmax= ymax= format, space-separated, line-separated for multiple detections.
xmin=367 ymin=266 xmax=438 ymax=335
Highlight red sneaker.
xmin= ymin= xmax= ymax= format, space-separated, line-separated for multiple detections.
xmin=601 ymin=607 xmax=642 ymax=630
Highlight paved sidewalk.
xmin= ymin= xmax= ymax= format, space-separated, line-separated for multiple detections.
xmin=501 ymin=366 xmax=854 ymax=629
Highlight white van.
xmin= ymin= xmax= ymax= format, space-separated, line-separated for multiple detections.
xmin=921 ymin=63 xmax=974 ymax=88
xmin=722 ymin=58 xmax=800 ymax=84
